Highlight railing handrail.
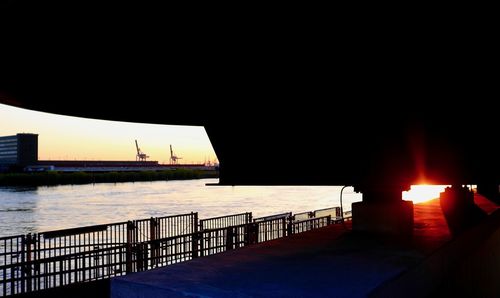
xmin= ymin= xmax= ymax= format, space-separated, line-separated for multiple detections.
xmin=0 ymin=244 xmax=128 ymax=270
xmin=0 ymin=235 xmax=23 ymax=241
xmin=313 ymin=206 xmax=339 ymax=212
xmin=0 ymin=242 xmax=127 ymax=257
xmin=156 ymin=212 xmax=197 ymax=220
xmin=0 ymin=209 xmax=339 ymax=242
xmin=36 ymin=221 xmax=129 ymax=238
xmin=200 ymin=223 xmax=250 ymax=233
xmin=291 ymin=215 xmax=331 ymax=225
xmin=5 ymin=213 xmax=198 ymax=242
xmin=253 ymin=212 xmax=291 ymax=222
xmin=200 ymin=212 xmax=251 ymax=222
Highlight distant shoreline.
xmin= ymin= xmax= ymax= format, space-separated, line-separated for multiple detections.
xmin=0 ymin=169 xmax=219 ymax=187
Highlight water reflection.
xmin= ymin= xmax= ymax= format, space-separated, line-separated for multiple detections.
xmin=0 ymin=179 xmax=362 ymax=237
xmin=0 ymin=186 xmax=38 ymax=193
xmin=0 ymin=187 xmax=38 ymax=236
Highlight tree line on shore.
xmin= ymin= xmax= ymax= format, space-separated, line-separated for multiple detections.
xmin=0 ymin=169 xmax=219 ymax=186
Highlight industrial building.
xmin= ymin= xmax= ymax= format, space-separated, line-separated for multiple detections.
xmin=0 ymin=133 xmax=38 ymax=171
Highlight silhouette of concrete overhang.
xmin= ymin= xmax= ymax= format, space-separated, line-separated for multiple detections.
xmin=2 ymin=91 xmax=498 ymax=188
xmin=1 ymin=2 xmax=498 ymax=235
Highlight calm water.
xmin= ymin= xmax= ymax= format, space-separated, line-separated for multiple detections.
xmin=0 ymin=179 xmax=362 ymax=237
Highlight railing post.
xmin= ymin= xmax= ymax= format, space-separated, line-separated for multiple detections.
xmin=126 ymin=221 xmax=135 ymax=273
xmin=136 ymin=243 xmax=144 ymax=272
xmin=149 ymin=217 xmax=157 ymax=267
xmin=327 ymin=215 xmax=332 ymax=225
xmin=250 ymin=223 xmax=259 ymax=244
xmin=193 ymin=212 xmax=199 ymax=234
xmin=23 ymin=233 xmax=35 ymax=293
xmin=199 ymin=219 xmax=204 ymax=232
xmin=244 ymin=223 xmax=250 ymax=245
xmin=255 ymin=223 xmax=260 ymax=244
xmin=247 ymin=212 xmax=253 ymax=224
xmin=20 ymin=234 xmax=26 ymax=293
xmin=199 ymin=231 xmax=205 ymax=257
xmin=287 ymin=217 xmax=293 ymax=236
xmin=225 ymin=227 xmax=234 ymax=251
xmin=191 ymin=213 xmax=200 ymax=259
xmin=282 ymin=217 xmax=287 ymax=238
xmin=192 ymin=232 xmax=201 ymax=259
xmin=150 ymin=217 xmax=157 ymax=242
xmin=142 ymin=242 xmax=148 ymax=271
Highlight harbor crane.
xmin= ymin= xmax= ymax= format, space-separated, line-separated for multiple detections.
xmin=135 ymin=140 xmax=149 ymax=161
xmin=170 ymin=144 xmax=182 ymax=164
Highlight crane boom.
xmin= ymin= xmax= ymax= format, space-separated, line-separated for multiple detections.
xmin=135 ymin=140 xmax=140 ymax=154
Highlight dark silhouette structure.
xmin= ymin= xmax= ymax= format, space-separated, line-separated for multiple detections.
xmin=440 ymin=185 xmax=487 ymax=236
xmin=1 ymin=3 xmax=498 ymax=234
xmin=0 ymin=134 xmax=38 ymax=170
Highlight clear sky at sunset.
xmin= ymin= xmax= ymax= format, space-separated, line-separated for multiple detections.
xmin=0 ymin=104 xmax=217 ymax=164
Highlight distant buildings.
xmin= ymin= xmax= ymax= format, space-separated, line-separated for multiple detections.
xmin=0 ymin=133 xmax=38 ymax=171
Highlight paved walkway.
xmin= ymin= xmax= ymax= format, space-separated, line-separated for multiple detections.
xmin=111 ymin=195 xmax=498 ymax=298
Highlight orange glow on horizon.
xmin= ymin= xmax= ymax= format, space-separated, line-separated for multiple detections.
xmin=403 ymin=185 xmax=448 ymax=204
xmin=0 ymin=104 xmax=217 ymax=164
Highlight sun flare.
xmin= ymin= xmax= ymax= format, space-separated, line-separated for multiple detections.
xmin=403 ymin=185 xmax=448 ymax=204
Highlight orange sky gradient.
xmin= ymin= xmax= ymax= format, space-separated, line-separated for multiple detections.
xmin=0 ymin=104 xmax=217 ymax=164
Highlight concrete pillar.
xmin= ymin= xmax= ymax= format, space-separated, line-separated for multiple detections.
xmin=352 ymin=186 xmax=414 ymax=236
xmin=440 ymin=185 xmax=486 ymax=236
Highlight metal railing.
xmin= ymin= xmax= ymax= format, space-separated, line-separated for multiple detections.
xmin=291 ymin=211 xmax=313 ymax=222
xmin=1 ymin=207 xmax=344 ymax=296
xmin=314 ymin=207 xmax=342 ymax=223
xmin=256 ymin=217 xmax=287 ymax=242
xmin=291 ymin=207 xmax=343 ymax=223
xmin=129 ymin=234 xmax=195 ymax=272
xmin=291 ymin=216 xmax=332 ymax=234
xmin=199 ymin=212 xmax=252 ymax=230
xmin=253 ymin=212 xmax=291 ymax=222
xmin=0 ymin=213 xmax=196 ymax=296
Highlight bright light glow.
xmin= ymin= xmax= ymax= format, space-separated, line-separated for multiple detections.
xmin=403 ymin=185 xmax=448 ymax=204
xmin=0 ymin=104 xmax=217 ymax=164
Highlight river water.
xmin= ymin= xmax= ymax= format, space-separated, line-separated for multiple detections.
xmin=0 ymin=178 xmax=362 ymax=237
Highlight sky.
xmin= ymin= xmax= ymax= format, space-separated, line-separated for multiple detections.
xmin=0 ymin=104 xmax=217 ymax=164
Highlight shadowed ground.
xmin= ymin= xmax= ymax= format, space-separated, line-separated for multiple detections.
xmin=111 ymin=195 xmax=498 ymax=298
